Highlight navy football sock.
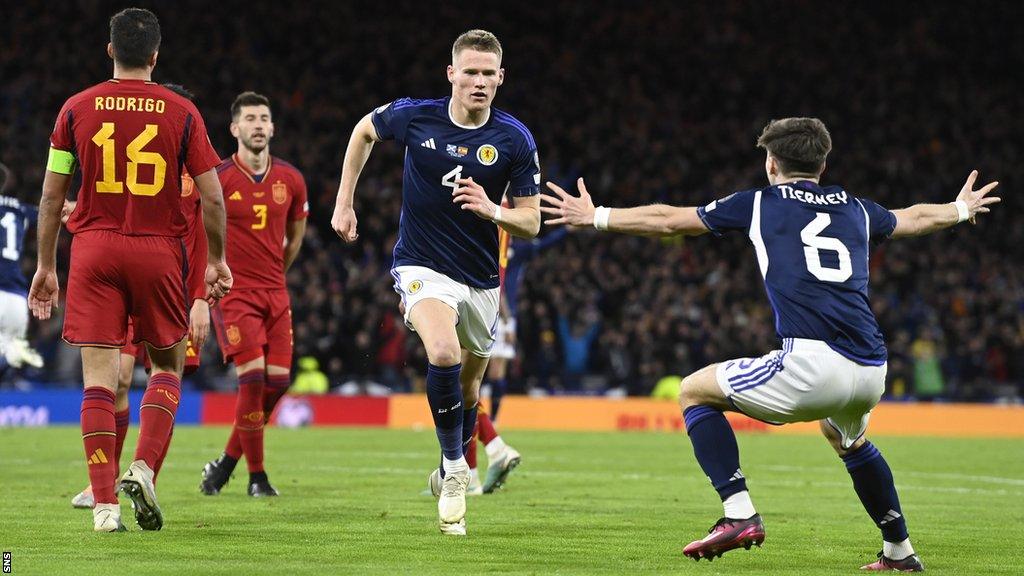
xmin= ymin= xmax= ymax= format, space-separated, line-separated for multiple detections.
xmin=426 ymin=363 xmax=464 ymax=461
xmin=490 ymin=377 xmax=507 ymax=420
xmin=683 ymin=405 xmax=748 ymax=501
xmin=462 ymin=402 xmax=478 ymax=457
xmin=842 ymin=441 xmax=909 ymax=543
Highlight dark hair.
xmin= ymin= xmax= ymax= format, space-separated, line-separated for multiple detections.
xmin=161 ymin=83 xmax=194 ymax=100
xmin=452 ymin=29 xmax=503 ymax=62
xmin=756 ymin=117 xmax=832 ymax=176
xmin=109 ymin=8 xmax=161 ymax=69
xmin=230 ymin=91 xmax=272 ymax=120
xmin=0 ymin=162 xmax=9 ymax=194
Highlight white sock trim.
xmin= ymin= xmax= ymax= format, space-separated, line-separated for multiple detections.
xmin=485 ymin=436 xmax=507 ymax=460
xmin=883 ymin=538 xmax=915 ymax=560
xmin=722 ymin=491 xmax=757 ymax=520
xmin=442 ymin=456 xmax=468 ymax=475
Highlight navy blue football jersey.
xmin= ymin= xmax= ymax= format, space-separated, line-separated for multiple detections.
xmin=372 ymin=97 xmax=540 ymax=289
xmin=697 ymin=180 xmax=896 ymax=365
xmin=0 ymin=194 xmax=38 ymax=297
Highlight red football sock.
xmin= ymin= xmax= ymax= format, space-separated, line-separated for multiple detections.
xmin=114 ymin=409 xmax=129 ymax=477
xmin=82 ymin=387 xmax=118 ymax=504
xmin=466 ymin=419 xmax=479 ymax=469
xmin=153 ymin=425 xmax=174 ymax=484
xmin=225 ymin=428 xmax=243 ymax=460
xmin=134 ymin=373 xmax=181 ymax=470
xmin=263 ymin=374 xmax=290 ymax=423
xmin=477 ymin=410 xmax=499 ymax=445
xmin=234 ymin=370 xmax=266 ymax=473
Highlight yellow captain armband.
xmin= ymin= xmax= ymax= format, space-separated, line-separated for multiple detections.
xmin=47 ymin=147 xmax=77 ymax=175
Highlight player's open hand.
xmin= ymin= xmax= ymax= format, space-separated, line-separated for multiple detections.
xmin=188 ymin=298 xmax=211 ymax=349
xmin=956 ymin=170 xmax=1000 ymax=225
xmin=28 ymin=268 xmax=60 ymax=320
xmin=332 ymin=205 xmax=359 ymax=242
xmin=453 ymin=177 xmax=498 ymax=220
xmin=540 ymin=178 xmax=595 ymax=227
xmin=205 ymin=261 xmax=233 ymax=302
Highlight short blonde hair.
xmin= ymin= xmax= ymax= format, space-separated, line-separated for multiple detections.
xmin=452 ymin=29 xmax=502 ymax=63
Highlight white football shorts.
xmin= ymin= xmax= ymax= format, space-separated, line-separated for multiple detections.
xmin=391 ymin=265 xmax=499 ymax=358
xmin=716 ymin=338 xmax=887 ymax=449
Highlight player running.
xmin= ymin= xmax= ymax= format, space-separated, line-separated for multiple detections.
xmin=541 ymin=117 xmax=999 ymax=570
xmin=0 ymin=162 xmax=44 ymax=376
xmin=72 ymin=84 xmax=211 ymax=508
xmin=331 ymin=30 xmax=541 ymax=535
xmin=31 ymin=8 xmax=231 ymax=532
xmin=201 ymin=91 xmax=307 ymax=498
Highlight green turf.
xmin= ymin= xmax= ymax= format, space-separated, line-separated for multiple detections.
xmin=0 ymin=426 xmax=1022 ymax=575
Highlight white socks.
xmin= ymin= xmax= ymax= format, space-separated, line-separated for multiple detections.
xmin=442 ymin=455 xmax=469 ymax=476
xmin=883 ymin=538 xmax=915 ymax=560
xmin=484 ymin=436 xmax=507 ymax=461
xmin=723 ymin=491 xmax=757 ymax=520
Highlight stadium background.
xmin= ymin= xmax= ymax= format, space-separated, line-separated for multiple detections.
xmin=2 ymin=0 xmax=1022 ymax=403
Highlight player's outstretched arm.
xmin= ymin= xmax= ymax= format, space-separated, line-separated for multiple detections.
xmin=332 ymin=113 xmax=380 ymax=243
xmin=29 ymin=169 xmax=73 ymax=320
xmin=891 ymin=170 xmax=1000 ymax=238
xmin=452 ymin=177 xmax=541 ymax=238
xmin=541 ymin=178 xmax=709 ymax=237
xmin=193 ymin=169 xmax=232 ymax=301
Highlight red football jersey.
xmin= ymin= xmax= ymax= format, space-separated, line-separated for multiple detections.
xmin=179 ymin=172 xmax=208 ymax=301
xmin=50 ymin=79 xmax=220 ymax=237
xmin=217 ymin=154 xmax=308 ymax=289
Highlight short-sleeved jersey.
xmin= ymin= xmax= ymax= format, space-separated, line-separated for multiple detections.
xmin=50 ymin=79 xmax=221 ymax=237
xmin=697 ymin=180 xmax=897 ymax=365
xmin=217 ymin=154 xmax=308 ymax=290
xmin=179 ymin=172 xmax=208 ymax=301
xmin=502 ymin=227 xmax=569 ymax=318
xmin=372 ymin=97 xmax=540 ymax=289
xmin=0 ymin=195 xmax=38 ymax=297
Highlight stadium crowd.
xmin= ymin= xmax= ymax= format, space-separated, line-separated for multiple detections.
xmin=2 ymin=1 xmax=1021 ymax=400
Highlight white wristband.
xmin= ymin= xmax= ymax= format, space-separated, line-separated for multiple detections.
xmin=593 ymin=206 xmax=612 ymax=231
xmin=953 ymin=200 xmax=969 ymax=223
xmin=491 ymin=205 xmax=503 ymax=223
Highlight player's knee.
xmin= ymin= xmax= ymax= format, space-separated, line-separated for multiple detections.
xmin=819 ymin=420 xmax=854 ymax=455
xmin=425 ymin=343 xmax=461 ymax=367
xmin=678 ymin=376 xmax=699 ymax=411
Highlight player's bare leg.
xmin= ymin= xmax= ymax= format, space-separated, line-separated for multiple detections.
xmin=119 ymin=339 xmax=185 ymax=531
xmin=80 ymin=346 xmax=126 ymax=531
xmin=459 ymin=351 xmax=488 ymax=495
xmin=73 ymin=352 xmax=133 ymax=509
xmin=411 ymin=299 xmax=470 ymax=535
xmin=679 ymin=363 xmax=765 ymax=561
xmin=820 ymin=422 xmax=923 ymax=572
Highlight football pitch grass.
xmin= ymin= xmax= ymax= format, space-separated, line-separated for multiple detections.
xmin=1 ymin=426 xmax=1022 ymax=575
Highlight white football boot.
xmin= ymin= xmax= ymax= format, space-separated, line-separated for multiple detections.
xmin=72 ymin=485 xmax=95 ymax=509
xmin=93 ymin=503 xmax=126 ymax=532
xmin=120 ymin=460 xmax=163 ymax=530
xmin=437 ymin=467 xmax=470 ymax=535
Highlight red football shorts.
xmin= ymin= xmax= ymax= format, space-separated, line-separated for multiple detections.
xmin=64 ymin=230 xmax=188 ymax=349
xmin=121 ymin=318 xmax=202 ymax=375
xmin=212 ymin=288 xmax=293 ymax=367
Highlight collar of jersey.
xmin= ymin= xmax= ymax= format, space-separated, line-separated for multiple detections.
xmin=232 ymin=153 xmax=272 ymax=184
xmin=447 ymin=96 xmax=491 ymax=130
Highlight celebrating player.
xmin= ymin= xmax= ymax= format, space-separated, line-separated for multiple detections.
xmin=331 ymin=30 xmax=541 ymax=535
xmin=201 ymin=91 xmax=307 ymax=498
xmin=71 ymin=84 xmax=212 ymax=509
xmin=541 ymin=117 xmax=1000 ymax=570
xmin=31 ymin=8 xmax=231 ymax=532
xmin=0 ymin=162 xmax=44 ymax=376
